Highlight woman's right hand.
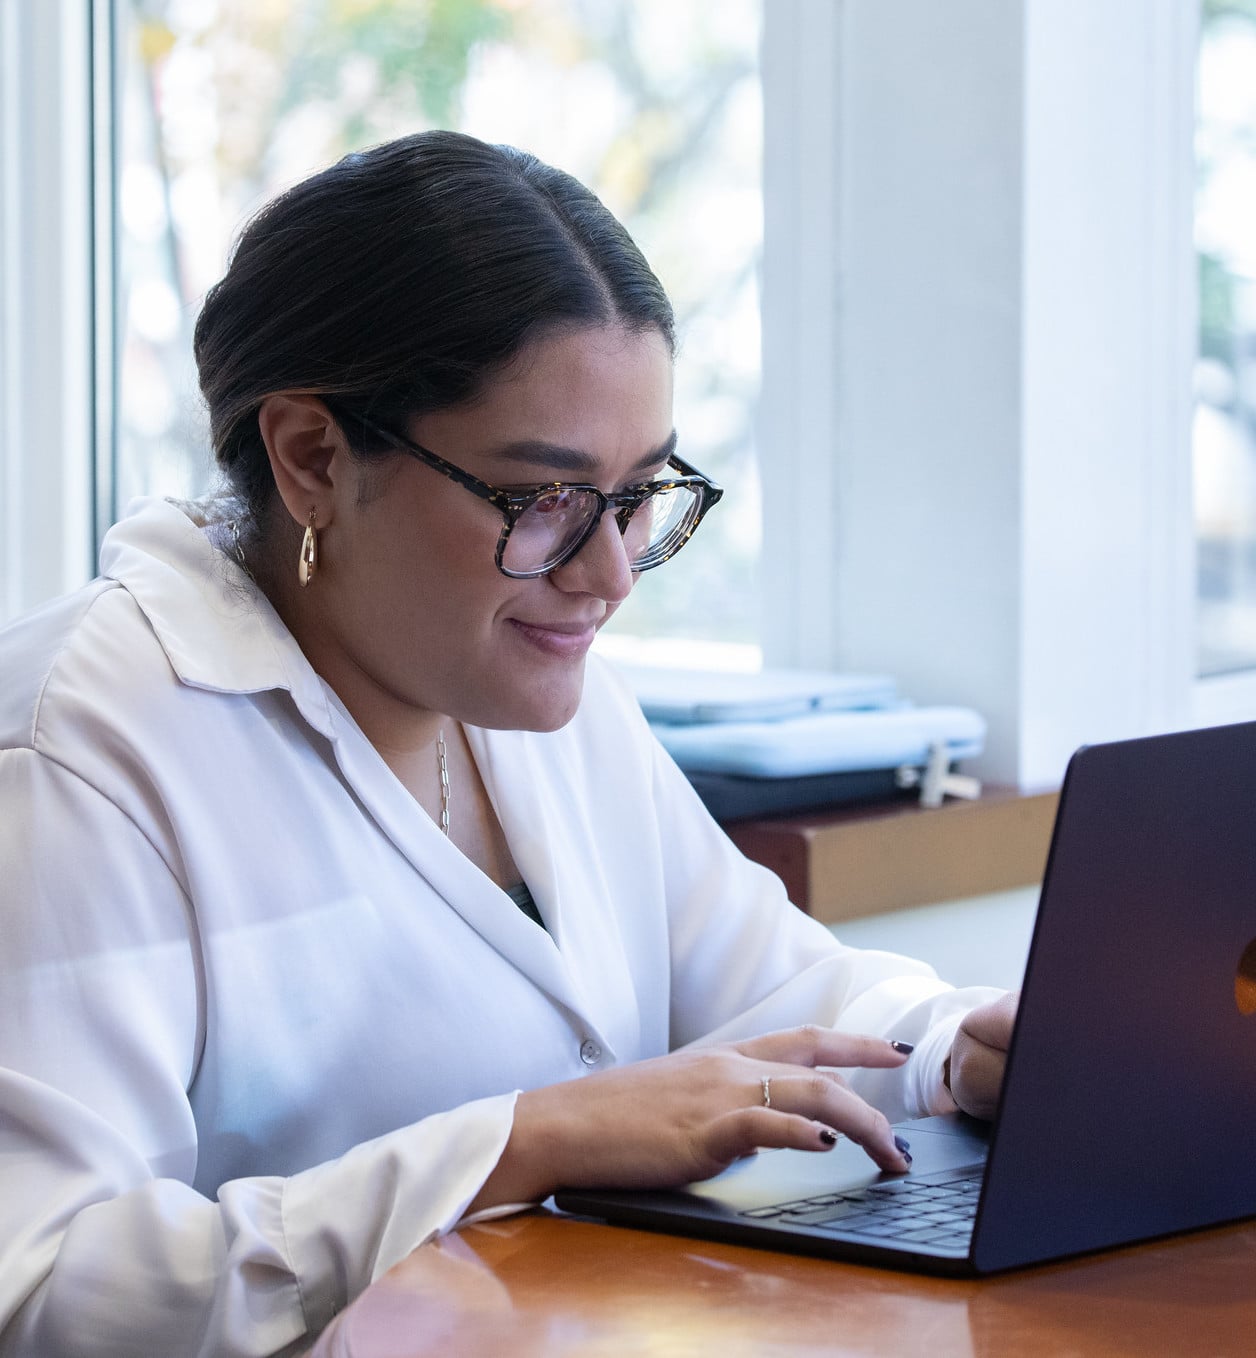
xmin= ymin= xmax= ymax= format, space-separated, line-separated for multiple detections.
xmin=468 ymin=1026 xmax=913 ymax=1215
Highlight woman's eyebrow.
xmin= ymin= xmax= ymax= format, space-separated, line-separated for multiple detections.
xmin=488 ymin=430 xmax=678 ymax=477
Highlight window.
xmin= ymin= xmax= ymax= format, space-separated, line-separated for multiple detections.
xmin=1196 ymin=0 xmax=1256 ymax=677
xmin=7 ymin=3 xmax=1242 ymax=788
xmin=107 ymin=0 xmax=762 ymax=664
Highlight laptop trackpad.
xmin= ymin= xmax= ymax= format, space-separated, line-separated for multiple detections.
xmin=680 ymin=1114 xmax=989 ymax=1214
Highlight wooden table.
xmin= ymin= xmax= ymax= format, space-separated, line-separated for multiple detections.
xmin=309 ymin=1208 xmax=1256 ymax=1357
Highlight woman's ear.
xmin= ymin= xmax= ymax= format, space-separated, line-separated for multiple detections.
xmin=257 ymin=394 xmax=346 ymax=529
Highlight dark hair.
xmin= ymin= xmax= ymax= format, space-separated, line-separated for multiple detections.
xmin=193 ymin=130 xmax=675 ymax=523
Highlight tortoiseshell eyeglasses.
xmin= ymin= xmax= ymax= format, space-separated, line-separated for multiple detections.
xmin=347 ymin=415 xmax=724 ymax=579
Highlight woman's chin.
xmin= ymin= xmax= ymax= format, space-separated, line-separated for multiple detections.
xmin=473 ymin=670 xmax=586 ymax=733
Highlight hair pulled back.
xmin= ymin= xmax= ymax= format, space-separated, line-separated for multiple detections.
xmin=193 ymin=130 xmax=675 ymax=523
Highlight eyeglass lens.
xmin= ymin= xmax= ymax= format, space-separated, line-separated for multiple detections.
xmin=501 ymin=483 xmax=702 ymax=575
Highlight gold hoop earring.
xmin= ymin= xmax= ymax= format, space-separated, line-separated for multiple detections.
xmin=298 ymin=509 xmax=318 ymax=587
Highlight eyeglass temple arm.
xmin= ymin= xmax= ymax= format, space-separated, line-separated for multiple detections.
xmin=668 ymin=452 xmax=723 ymax=502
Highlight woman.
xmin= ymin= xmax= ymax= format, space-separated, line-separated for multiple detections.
xmin=0 ymin=131 xmax=1013 ymax=1356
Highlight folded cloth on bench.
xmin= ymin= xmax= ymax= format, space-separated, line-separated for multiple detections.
xmin=616 ymin=664 xmax=985 ymax=822
xmin=616 ymin=662 xmax=898 ymax=725
xmin=652 ymin=706 xmax=986 ymax=778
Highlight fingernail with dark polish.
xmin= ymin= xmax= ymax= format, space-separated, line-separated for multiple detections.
xmin=895 ymin=1135 xmax=912 ymax=1158
xmin=819 ymin=1127 xmax=838 ymax=1146
xmin=890 ymin=1041 xmax=915 ymax=1055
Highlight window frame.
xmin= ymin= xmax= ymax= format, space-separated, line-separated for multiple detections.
xmin=0 ymin=0 xmax=96 ymax=623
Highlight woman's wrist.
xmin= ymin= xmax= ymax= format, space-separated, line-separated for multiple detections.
xmin=465 ymin=1086 xmax=566 ymax=1214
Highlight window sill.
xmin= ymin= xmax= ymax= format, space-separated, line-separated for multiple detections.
xmin=725 ymin=787 xmax=1057 ymax=925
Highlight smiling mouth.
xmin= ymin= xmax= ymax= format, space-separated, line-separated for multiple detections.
xmin=508 ymin=618 xmax=599 ymax=658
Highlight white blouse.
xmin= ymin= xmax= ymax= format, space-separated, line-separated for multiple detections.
xmin=0 ymin=498 xmax=1001 ymax=1357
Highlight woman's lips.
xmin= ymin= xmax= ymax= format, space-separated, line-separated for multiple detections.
xmin=508 ymin=618 xmax=599 ymax=658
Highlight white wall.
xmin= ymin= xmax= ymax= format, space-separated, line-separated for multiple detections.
xmin=761 ymin=0 xmax=1204 ymax=789
xmin=832 ymin=0 xmax=1027 ymax=782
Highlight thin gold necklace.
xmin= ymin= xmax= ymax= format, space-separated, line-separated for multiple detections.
xmin=437 ymin=728 xmax=451 ymax=836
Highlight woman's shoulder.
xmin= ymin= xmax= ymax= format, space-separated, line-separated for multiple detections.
xmin=0 ymin=576 xmax=162 ymax=756
xmin=2 ymin=499 xmax=309 ymax=765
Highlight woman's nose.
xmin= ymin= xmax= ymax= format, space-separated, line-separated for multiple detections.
xmin=548 ymin=508 xmax=635 ymax=602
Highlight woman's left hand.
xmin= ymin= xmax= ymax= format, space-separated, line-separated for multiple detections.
xmin=946 ymin=991 xmax=1019 ymax=1120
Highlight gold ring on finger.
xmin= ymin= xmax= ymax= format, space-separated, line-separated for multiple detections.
xmin=761 ymin=1076 xmax=772 ymax=1108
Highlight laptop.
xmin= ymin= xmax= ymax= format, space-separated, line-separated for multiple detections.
xmin=555 ymin=720 xmax=1256 ymax=1275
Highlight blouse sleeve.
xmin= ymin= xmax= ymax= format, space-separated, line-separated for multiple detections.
xmin=641 ymin=717 xmax=1005 ymax=1121
xmin=0 ymin=747 xmax=516 ymax=1357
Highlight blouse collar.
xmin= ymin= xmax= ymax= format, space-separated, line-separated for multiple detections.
xmin=99 ymin=496 xmax=338 ymax=740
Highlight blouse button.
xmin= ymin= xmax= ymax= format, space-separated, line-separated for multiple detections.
xmin=579 ymin=1039 xmax=602 ymax=1066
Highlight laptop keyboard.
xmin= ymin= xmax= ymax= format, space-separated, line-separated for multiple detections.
xmin=738 ymin=1164 xmax=983 ymax=1250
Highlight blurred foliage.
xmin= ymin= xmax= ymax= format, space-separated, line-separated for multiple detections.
xmin=130 ymin=0 xmax=519 ymax=196
xmin=1198 ymin=0 xmax=1255 ymax=380
xmin=1205 ymin=0 xmax=1256 ymax=22
xmin=281 ymin=0 xmax=512 ymax=137
xmin=1201 ymin=251 xmax=1235 ymax=366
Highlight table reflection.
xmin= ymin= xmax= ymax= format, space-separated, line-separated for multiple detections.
xmin=311 ymin=1208 xmax=1256 ymax=1358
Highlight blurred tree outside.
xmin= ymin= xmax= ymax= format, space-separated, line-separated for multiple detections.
xmin=114 ymin=0 xmax=763 ymax=658
xmin=1195 ymin=0 xmax=1256 ymax=673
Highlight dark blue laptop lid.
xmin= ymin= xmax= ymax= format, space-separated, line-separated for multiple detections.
xmin=973 ymin=720 xmax=1256 ymax=1271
